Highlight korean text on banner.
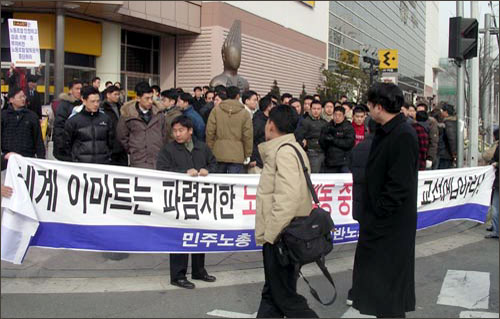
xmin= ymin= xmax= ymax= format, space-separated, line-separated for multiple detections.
xmin=0 ymin=155 xmax=495 ymax=264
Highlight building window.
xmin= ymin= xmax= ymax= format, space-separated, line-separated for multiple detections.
xmin=121 ymin=29 xmax=160 ymax=99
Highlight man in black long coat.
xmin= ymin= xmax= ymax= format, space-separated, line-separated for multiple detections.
xmin=352 ymin=83 xmax=419 ymax=318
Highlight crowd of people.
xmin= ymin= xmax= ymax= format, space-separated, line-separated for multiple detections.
xmin=1 ymin=65 xmax=462 ymax=176
xmin=1 ymin=69 xmax=499 ymax=318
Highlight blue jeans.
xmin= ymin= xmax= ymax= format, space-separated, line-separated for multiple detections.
xmin=492 ymin=189 xmax=499 ymax=236
xmin=217 ymin=162 xmax=244 ymax=174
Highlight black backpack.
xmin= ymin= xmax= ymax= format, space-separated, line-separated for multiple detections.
xmin=275 ymin=143 xmax=337 ymax=306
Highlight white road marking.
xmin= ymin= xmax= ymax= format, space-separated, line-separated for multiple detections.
xmin=459 ymin=311 xmax=499 ymax=318
xmin=1 ymin=230 xmax=485 ymax=294
xmin=206 ymin=309 xmax=257 ymax=318
xmin=437 ymin=270 xmax=490 ymax=309
xmin=341 ymin=307 xmax=375 ymax=318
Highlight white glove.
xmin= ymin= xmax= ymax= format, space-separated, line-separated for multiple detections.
xmin=243 ymin=157 xmax=250 ymax=165
xmin=425 ymin=160 xmax=433 ymax=169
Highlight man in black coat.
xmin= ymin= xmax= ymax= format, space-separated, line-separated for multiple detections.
xmin=53 ymin=80 xmax=83 ymax=161
xmin=64 ymin=86 xmax=113 ymax=164
xmin=295 ymin=100 xmax=328 ymax=173
xmin=248 ymin=96 xmax=274 ymax=173
xmin=2 ymin=87 xmax=45 ymax=159
xmin=26 ymin=75 xmax=43 ymax=120
xmin=156 ymin=115 xmax=217 ymax=290
xmin=438 ymin=103 xmax=458 ymax=169
xmin=319 ymin=106 xmax=355 ymax=173
xmin=351 ymin=83 xmax=419 ymax=318
xmin=101 ymin=85 xmax=128 ymax=166
xmin=348 ymin=117 xmax=378 ymax=222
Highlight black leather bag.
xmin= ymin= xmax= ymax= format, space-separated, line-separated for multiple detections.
xmin=276 ymin=143 xmax=337 ymax=306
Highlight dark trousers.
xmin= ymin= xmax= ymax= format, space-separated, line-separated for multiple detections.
xmin=217 ymin=162 xmax=244 ymax=174
xmin=256 ymin=244 xmax=318 ymax=318
xmin=438 ymin=158 xmax=453 ymax=169
xmin=307 ymin=150 xmax=324 ymax=173
xmin=323 ymin=165 xmax=350 ymax=173
xmin=170 ymin=253 xmax=207 ymax=281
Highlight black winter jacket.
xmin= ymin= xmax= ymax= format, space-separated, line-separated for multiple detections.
xmin=439 ymin=116 xmax=457 ymax=160
xmin=1 ymin=105 xmax=45 ymax=158
xmin=348 ymin=134 xmax=374 ymax=221
xmin=101 ymin=100 xmax=128 ymax=166
xmin=199 ymin=102 xmax=214 ymax=124
xmin=64 ymin=108 xmax=113 ymax=164
xmin=192 ymin=97 xmax=206 ymax=114
xmin=492 ymin=145 xmax=499 ymax=189
xmin=53 ymin=93 xmax=82 ymax=161
xmin=251 ymin=110 xmax=268 ymax=168
xmin=319 ymin=119 xmax=355 ymax=167
xmin=295 ymin=114 xmax=328 ymax=152
xmin=156 ymin=138 xmax=217 ymax=173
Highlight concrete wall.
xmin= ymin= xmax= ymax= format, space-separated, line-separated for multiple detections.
xmin=96 ymin=21 xmax=121 ymax=90
xmin=217 ymin=1 xmax=329 ymax=43
xmin=175 ymin=2 xmax=326 ymax=96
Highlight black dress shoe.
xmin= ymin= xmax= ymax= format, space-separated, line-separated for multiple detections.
xmin=485 ymin=234 xmax=499 ymax=239
xmin=171 ymin=279 xmax=195 ymax=289
xmin=192 ymin=274 xmax=216 ymax=282
xmin=486 ymin=226 xmax=493 ymax=232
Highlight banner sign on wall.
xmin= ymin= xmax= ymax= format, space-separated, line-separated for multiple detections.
xmin=8 ymin=19 xmax=41 ymax=67
xmin=1 ymin=155 xmax=495 ymax=264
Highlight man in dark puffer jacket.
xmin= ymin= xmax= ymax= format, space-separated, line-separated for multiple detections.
xmin=319 ymin=106 xmax=356 ymax=173
xmin=53 ymin=80 xmax=83 ymax=161
xmin=64 ymin=86 xmax=113 ymax=164
xmin=101 ymin=85 xmax=128 ymax=166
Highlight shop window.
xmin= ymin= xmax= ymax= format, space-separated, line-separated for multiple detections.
xmin=65 ymin=52 xmax=95 ymax=68
xmin=120 ymin=29 xmax=159 ymax=100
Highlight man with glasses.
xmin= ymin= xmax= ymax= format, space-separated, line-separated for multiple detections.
xmin=1 ymin=87 xmax=45 ymax=159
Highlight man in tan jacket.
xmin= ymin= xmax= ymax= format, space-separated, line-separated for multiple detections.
xmin=116 ymin=82 xmax=166 ymax=169
xmin=255 ymin=105 xmax=318 ymax=318
xmin=206 ymin=86 xmax=253 ymax=173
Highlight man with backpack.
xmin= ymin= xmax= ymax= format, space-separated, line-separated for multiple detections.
xmin=255 ymin=105 xmax=318 ymax=318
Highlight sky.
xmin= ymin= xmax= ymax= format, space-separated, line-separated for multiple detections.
xmin=438 ymin=1 xmax=499 ymax=57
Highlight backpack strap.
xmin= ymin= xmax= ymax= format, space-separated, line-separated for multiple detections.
xmin=278 ymin=143 xmax=337 ymax=305
xmin=298 ymin=257 xmax=338 ymax=306
xmin=278 ymin=143 xmax=320 ymax=204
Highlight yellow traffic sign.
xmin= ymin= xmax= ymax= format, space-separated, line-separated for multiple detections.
xmin=378 ymin=49 xmax=398 ymax=72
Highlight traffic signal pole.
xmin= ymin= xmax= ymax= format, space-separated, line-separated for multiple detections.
xmin=469 ymin=1 xmax=480 ymax=167
xmin=456 ymin=1 xmax=465 ymax=168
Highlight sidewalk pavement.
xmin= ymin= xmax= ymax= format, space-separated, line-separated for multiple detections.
xmin=1 ymin=220 xmax=484 ymax=279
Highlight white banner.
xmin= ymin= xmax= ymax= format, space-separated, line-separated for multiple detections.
xmin=1 ymin=155 xmax=495 ymax=264
xmin=8 ymin=19 xmax=41 ymax=67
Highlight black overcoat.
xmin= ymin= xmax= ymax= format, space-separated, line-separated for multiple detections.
xmin=352 ymin=113 xmax=419 ymax=317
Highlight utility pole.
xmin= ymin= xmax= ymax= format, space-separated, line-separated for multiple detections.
xmin=482 ymin=13 xmax=492 ymax=145
xmin=54 ymin=7 xmax=65 ymax=99
xmin=456 ymin=1 xmax=465 ymax=168
xmin=469 ymin=1 xmax=479 ymax=167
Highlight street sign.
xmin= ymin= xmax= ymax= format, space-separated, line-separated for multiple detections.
xmin=378 ymin=49 xmax=398 ymax=72
xmin=8 ymin=19 xmax=41 ymax=67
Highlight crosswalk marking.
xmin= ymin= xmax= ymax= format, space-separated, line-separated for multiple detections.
xmin=207 ymin=309 xmax=257 ymax=318
xmin=459 ymin=311 xmax=499 ymax=318
xmin=341 ymin=307 xmax=375 ymax=318
xmin=437 ymin=270 xmax=490 ymax=309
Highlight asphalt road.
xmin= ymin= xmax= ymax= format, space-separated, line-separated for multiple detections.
xmin=1 ymin=235 xmax=498 ymax=318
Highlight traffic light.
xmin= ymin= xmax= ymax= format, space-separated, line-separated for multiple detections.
xmin=448 ymin=17 xmax=479 ymax=61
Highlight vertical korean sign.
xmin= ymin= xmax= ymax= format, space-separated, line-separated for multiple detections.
xmin=8 ymin=19 xmax=41 ymax=67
